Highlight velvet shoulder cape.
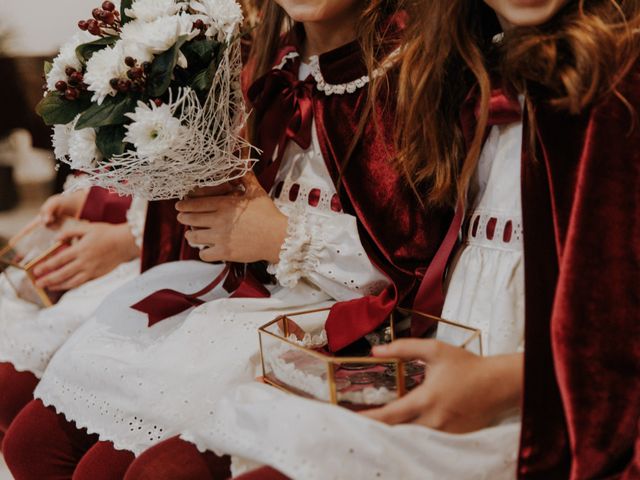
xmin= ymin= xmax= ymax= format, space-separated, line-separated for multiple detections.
xmin=248 ymin=31 xmax=451 ymax=352
xmin=516 ymin=64 xmax=640 ymax=479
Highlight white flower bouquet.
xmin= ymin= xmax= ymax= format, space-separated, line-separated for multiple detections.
xmin=38 ymin=0 xmax=252 ymax=200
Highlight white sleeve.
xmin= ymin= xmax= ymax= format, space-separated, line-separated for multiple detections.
xmin=126 ymin=196 xmax=148 ymax=249
xmin=268 ymin=204 xmax=389 ymax=301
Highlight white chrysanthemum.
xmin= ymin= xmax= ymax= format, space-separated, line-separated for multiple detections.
xmin=124 ymin=101 xmax=185 ymax=159
xmin=190 ymin=0 xmax=243 ymax=41
xmin=68 ymin=125 xmax=102 ymax=170
xmin=46 ymin=32 xmax=94 ymax=91
xmin=84 ymin=43 xmax=128 ymax=105
xmin=125 ymin=0 xmax=184 ymax=23
xmin=52 ymin=122 xmax=74 ymax=159
xmin=120 ymin=13 xmax=198 ymax=61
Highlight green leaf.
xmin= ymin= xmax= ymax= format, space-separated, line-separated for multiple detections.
xmin=120 ymin=0 xmax=134 ymax=25
xmin=190 ymin=67 xmax=213 ymax=93
xmin=44 ymin=61 xmax=53 ymax=76
xmin=96 ymin=125 xmax=127 ymax=159
xmin=36 ymin=92 xmax=92 ymax=126
xmin=181 ymin=38 xmax=218 ymax=67
xmin=75 ymin=36 xmax=118 ymax=65
xmin=75 ymin=94 xmax=137 ymax=129
xmin=147 ymin=35 xmax=189 ymax=98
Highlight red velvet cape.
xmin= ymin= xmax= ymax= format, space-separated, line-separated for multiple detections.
xmin=79 ymin=186 xmax=131 ymax=225
xmin=512 ymin=66 xmax=640 ymax=479
xmin=248 ymin=35 xmax=451 ymax=352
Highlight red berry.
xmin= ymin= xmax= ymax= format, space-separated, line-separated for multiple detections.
xmin=153 ymin=98 xmax=163 ymax=107
xmin=88 ymin=20 xmax=101 ymax=35
xmin=102 ymin=1 xmax=115 ymax=12
xmin=70 ymin=71 xmax=84 ymax=83
xmin=64 ymin=88 xmax=80 ymax=101
xmin=78 ymin=20 xmax=88 ymax=31
xmin=92 ymin=8 xmax=103 ymax=20
xmin=109 ymin=78 xmax=120 ymax=89
xmin=55 ymin=80 xmax=68 ymax=92
xmin=193 ymin=19 xmax=205 ymax=30
xmin=125 ymin=56 xmax=136 ymax=68
xmin=100 ymin=11 xmax=115 ymax=24
xmin=127 ymin=67 xmax=143 ymax=80
xmin=116 ymin=79 xmax=131 ymax=92
xmin=65 ymin=66 xmax=76 ymax=77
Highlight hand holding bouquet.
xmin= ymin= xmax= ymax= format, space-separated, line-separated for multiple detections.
xmin=38 ymin=0 xmax=252 ymax=200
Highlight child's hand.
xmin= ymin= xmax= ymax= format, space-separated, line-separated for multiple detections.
xmin=39 ymin=189 xmax=90 ymax=226
xmin=362 ymin=340 xmax=523 ymax=433
xmin=32 ymin=222 xmax=140 ymax=291
xmin=176 ymin=172 xmax=288 ymax=264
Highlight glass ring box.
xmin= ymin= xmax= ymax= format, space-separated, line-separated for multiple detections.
xmin=0 ymin=217 xmax=80 ymax=307
xmin=258 ymin=307 xmax=482 ymax=410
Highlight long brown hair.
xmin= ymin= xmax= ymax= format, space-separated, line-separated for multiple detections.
xmin=396 ymin=0 xmax=640 ymax=207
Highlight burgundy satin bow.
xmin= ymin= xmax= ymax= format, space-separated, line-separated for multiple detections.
xmin=485 ymin=87 xmax=522 ymax=126
xmin=248 ymin=64 xmax=315 ymax=191
xmin=132 ymin=265 xmax=230 ymax=327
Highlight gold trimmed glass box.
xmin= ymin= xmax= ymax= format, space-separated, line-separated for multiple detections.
xmin=258 ymin=307 xmax=482 ymax=410
xmin=0 ymin=218 xmax=80 ymax=307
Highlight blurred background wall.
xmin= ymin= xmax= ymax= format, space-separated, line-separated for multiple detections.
xmin=0 ymin=1 xmax=93 ymax=239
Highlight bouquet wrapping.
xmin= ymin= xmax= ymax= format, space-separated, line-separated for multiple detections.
xmin=38 ymin=0 xmax=252 ymax=200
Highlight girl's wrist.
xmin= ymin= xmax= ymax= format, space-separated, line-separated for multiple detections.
xmin=114 ymin=223 xmax=141 ymax=261
xmin=482 ymin=353 xmax=524 ymax=418
xmin=265 ymin=212 xmax=289 ymax=264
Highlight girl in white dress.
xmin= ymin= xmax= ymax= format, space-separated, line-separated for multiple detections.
xmin=2 ymin=1 xmax=444 ymax=479
xmin=166 ymin=0 xmax=639 ymax=479
xmin=0 ymin=186 xmax=142 ymax=446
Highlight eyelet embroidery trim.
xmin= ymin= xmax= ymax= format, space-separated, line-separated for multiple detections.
xmin=272 ymin=180 xmax=343 ymax=213
xmin=465 ymin=211 xmax=523 ymax=251
xmin=275 ymin=49 xmax=401 ymax=96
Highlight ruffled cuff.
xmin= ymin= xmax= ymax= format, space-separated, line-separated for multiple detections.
xmin=268 ymin=206 xmax=323 ymax=288
xmin=126 ymin=196 xmax=147 ymax=249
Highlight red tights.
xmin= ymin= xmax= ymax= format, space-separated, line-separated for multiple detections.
xmin=3 ymin=398 xmax=288 ymax=480
xmin=124 ymin=437 xmax=290 ymax=480
xmin=3 ymin=399 xmax=134 ymax=480
xmin=0 ymin=362 xmax=39 ymax=450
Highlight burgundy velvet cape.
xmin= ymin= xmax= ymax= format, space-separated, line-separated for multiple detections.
xmin=510 ymin=65 xmax=640 ymax=479
xmin=79 ymin=186 xmax=131 ymax=225
xmin=248 ymin=37 xmax=451 ymax=352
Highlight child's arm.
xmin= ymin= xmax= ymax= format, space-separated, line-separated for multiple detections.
xmin=177 ymin=173 xmax=388 ymax=300
xmin=362 ymin=339 xmax=523 ymax=433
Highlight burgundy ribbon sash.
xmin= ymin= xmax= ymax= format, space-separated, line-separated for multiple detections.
xmin=411 ymin=85 xmax=522 ymax=337
xmin=132 ymin=265 xmax=230 ymax=327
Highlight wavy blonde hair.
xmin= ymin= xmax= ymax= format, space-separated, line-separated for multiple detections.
xmin=395 ymin=0 xmax=640 ymax=207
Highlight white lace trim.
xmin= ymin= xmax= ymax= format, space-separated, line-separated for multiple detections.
xmin=268 ymin=205 xmax=322 ymax=288
xmin=275 ymin=48 xmax=400 ymax=96
xmin=126 ymin=196 xmax=148 ymax=249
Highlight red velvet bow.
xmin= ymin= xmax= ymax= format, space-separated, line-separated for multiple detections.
xmin=248 ymin=65 xmax=315 ymax=191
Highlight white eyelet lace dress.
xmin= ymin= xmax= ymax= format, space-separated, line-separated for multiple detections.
xmin=33 ymin=58 xmax=389 ymax=456
xmin=176 ymin=121 xmax=526 ymax=480
xmin=0 ymin=196 xmax=145 ymax=378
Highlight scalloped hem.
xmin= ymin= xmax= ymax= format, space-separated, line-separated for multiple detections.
xmin=35 ymin=384 xmax=168 ymax=456
xmin=0 ymin=353 xmax=44 ymax=379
